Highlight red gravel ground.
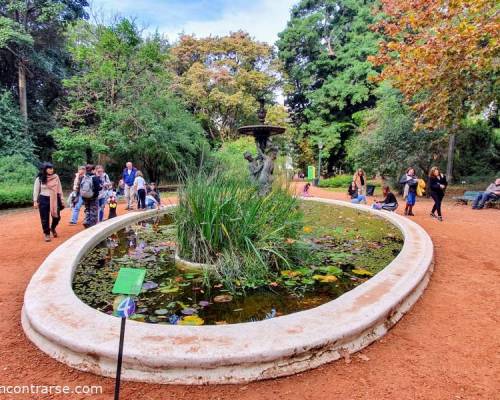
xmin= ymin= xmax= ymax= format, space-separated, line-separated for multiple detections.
xmin=0 ymin=187 xmax=499 ymax=399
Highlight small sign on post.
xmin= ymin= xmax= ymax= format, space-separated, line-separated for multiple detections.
xmin=307 ymin=165 xmax=316 ymax=180
xmin=112 ymin=268 xmax=146 ymax=400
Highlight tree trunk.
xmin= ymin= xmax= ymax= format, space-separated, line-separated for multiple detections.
xmin=446 ymin=132 xmax=456 ymax=183
xmin=18 ymin=62 xmax=28 ymax=122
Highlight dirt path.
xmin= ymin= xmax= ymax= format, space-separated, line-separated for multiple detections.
xmin=0 ymin=189 xmax=499 ymax=400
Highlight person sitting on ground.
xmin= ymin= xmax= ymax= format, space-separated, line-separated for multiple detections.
xmin=372 ymin=185 xmax=398 ymax=212
xmin=147 ymin=182 xmax=161 ymax=204
xmin=302 ymin=182 xmax=311 ymax=197
xmin=145 ymin=192 xmax=159 ymax=209
xmin=472 ymin=178 xmax=500 ymax=209
xmin=348 ymin=182 xmax=358 ymax=199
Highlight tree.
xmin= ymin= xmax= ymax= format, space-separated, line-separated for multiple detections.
xmin=51 ymin=19 xmax=208 ymax=182
xmin=347 ymin=84 xmax=445 ymax=182
xmin=170 ymin=32 xmax=279 ymax=143
xmin=277 ymin=0 xmax=380 ymax=171
xmin=0 ymin=0 xmax=88 ymax=159
xmin=0 ymin=90 xmax=33 ymax=160
xmin=370 ymin=0 xmax=499 ymax=180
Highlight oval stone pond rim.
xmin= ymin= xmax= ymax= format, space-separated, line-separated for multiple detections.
xmin=22 ymin=198 xmax=434 ymax=384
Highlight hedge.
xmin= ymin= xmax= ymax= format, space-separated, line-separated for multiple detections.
xmin=0 ymin=185 xmax=33 ymax=209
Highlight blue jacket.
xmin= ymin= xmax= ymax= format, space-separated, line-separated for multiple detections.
xmin=122 ymin=167 xmax=137 ymax=187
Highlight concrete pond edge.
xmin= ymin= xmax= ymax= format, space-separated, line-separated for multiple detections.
xmin=22 ymin=198 xmax=434 ymax=384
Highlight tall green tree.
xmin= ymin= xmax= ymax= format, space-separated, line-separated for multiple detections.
xmin=0 ymin=0 xmax=88 ymax=158
xmin=51 ymin=19 xmax=207 ymax=182
xmin=277 ymin=0 xmax=380 ymax=171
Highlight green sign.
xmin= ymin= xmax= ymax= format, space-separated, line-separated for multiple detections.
xmin=112 ymin=268 xmax=146 ymax=296
xmin=307 ymin=166 xmax=316 ymax=180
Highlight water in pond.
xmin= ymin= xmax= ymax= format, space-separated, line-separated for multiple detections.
xmin=73 ymin=203 xmax=403 ymax=325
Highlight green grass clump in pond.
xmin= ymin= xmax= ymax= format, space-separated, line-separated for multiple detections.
xmin=176 ymin=170 xmax=304 ymax=292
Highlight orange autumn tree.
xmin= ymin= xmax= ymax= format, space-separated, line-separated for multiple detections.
xmin=370 ymin=0 xmax=499 ymax=179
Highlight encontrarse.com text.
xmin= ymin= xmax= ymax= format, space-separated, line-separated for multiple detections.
xmin=0 ymin=385 xmax=103 ymax=396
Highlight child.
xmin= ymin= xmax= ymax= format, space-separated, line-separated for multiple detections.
xmin=145 ymin=193 xmax=159 ymax=209
xmin=133 ymin=171 xmax=147 ymax=210
xmin=400 ymin=167 xmax=418 ymax=216
xmin=302 ymin=183 xmax=311 ymax=197
xmin=108 ymin=191 xmax=118 ymax=219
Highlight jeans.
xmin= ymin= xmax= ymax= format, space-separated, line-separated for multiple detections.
xmin=472 ymin=192 xmax=498 ymax=208
xmin=351 ymin=195 xmax=366 ymax=204
xmin=146 ymin=198 xmax=157 ymax=209
xmin=83 ymin=198 xmax=99 ymax=228
xmin=137 ymin=189 xmax=146 ymax=209
xmin=431 ymin=192 xmax=444 ymax=216
xmin=98 ymin=197 xmax=107 ymax=222
xmin=70 ymin=196 xmax=83 ymax=224
xmin=38 ymin=195 xmax=60 ymax=235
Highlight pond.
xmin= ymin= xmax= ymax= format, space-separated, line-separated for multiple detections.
xmin=72 ymin=202 xmax=403 ymax=325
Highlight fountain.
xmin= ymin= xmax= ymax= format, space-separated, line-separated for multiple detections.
xmin=238 ymin=99 xmax=286 ymax=195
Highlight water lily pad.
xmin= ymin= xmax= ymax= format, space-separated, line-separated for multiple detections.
xmin=281 ymin=270 xmax=300 ymax=278
xmin=213 ymin=294 xmax=233 ymax=303
xmin=181 ymin=308 xmax=197 ymax=315
xmin=179 ymin=315 xmax=204 ymax=326
xmin=284 ymin=280 xmax=298 ymax=287
xmin=129 ymin=313 xmax=146 ymax=321
xmin=352 ymin=268 xmax=374 ymax=276
xmin=313 ymin=274 xmax=338 ymax=283
xmin=154 ymin=309 xmax=169 ymax=315
xmin=319 ymin=266 xmax=343 ymax=276
xmin=159 ymin=286 xmax=179 ymax=294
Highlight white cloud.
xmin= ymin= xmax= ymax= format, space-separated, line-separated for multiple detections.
xmin=160 ymin=0 xmax=298 ymax=45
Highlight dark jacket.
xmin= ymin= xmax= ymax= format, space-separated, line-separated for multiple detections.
xmin=122 ymin=167 xmax=137 ymax=187
xmin=88 ymin=174 xmax=102 ymax=200
xmin=429 ymin=175 xmax=447 ymax=197
xmin=382 ymin=192 xmax=398 ymax=205
xmin=399 ymin=174 xmax=418 ymax=193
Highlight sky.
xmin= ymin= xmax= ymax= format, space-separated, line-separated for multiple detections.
xmin=90 ymin=0 xmax=299 ymax=45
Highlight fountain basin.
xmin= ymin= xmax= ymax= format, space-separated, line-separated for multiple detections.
xmin=22 ymin=198 xmax=433 ymax=384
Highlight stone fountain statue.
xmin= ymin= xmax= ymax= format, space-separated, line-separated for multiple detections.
xmin=238 ymin=99 xmax=285 ymax=195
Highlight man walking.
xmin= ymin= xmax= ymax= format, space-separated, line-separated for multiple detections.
xmin=122 ymin=162 xmax=137 ymax=210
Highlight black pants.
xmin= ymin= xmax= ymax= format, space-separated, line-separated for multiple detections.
xmin=137 ymin=189 xmax=146 ymax=209
xmin=38 ymin=195 xmax=60 ymax=235
xmin=431 ymin=192 xmax=444 ymax=217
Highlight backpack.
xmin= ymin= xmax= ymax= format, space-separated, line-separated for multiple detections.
xmin=80 ymin=175 xmax=94 ymax=199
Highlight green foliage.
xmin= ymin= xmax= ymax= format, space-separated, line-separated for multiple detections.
xmin=0 ymin=185 xmax=32 ymax=208
xmin=176 ymin=170 xmax=304 ymax=291
xmin=0 ymin=90 xmax=33 ymax=160
xmin=213 ymin=137 xmax=255 ymax=177
xmin=0 ymin=154 xmax=37 ymax=208
xmin=277 ymin=0 xmax=380 ymax=170
xmin=454 ymin=119 xmax=500 ymax=179
xmin=51 ymin=19 xmax=207 ymax=182
xmin=0 ymin=154 xmax=38 ymax=185
xmin=346 ymin=84 xmax=445 ymax=182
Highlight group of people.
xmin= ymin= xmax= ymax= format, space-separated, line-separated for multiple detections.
xmin=347 ymin=167 xmax=447 ymax=220
xmin=33 ymin=161 xmax=161 ymax=242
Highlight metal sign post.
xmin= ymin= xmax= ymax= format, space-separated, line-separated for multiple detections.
xmin=111 ymin=268 xmax=145 ymax=400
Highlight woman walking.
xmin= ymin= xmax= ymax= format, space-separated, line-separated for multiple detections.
xmin=96 ymin=165 xmax=111 ymax=222
xmin=400 ymin=167 xmax=419 ymax=216
xmin=69 ymin=165 xmax=86 ymax=225
xmin=428 ymin=166 xmax=447 ymax=221
xmin=81 ymin=165 xmax=102 ymax=228
xmin=33 ymin=162 xmax=63 ymax=242
xmin=133 ymin=171 xmax=147 ymax=210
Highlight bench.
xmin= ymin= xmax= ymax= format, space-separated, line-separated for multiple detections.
xmin=453 ymin=191 xmax=500 ymax=208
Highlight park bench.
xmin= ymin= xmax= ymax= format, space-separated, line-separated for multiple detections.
xmin=453 ymin=191 xmax=500 ymax=209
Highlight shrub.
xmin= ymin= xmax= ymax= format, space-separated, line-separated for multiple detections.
xmin=176 ymin=170 xmax=304 ymax=291
xmin=0 ymin=185 xmax=33 ymax=209
xmin=318 ymin=174 xmax=353 ymax=188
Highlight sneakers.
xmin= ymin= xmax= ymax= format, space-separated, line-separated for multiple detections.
xmin=51 ymin=229 xmax=58 ymax=238
xmin=44 ymin=234 xmax=51 ymax=242
xmin=438 ymin=216 xmax=443 ymax=221
xmin=69 ymin=221 xmax=77 ymax=225
xmin=430 ymin=213 xmax=436 ymax=218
